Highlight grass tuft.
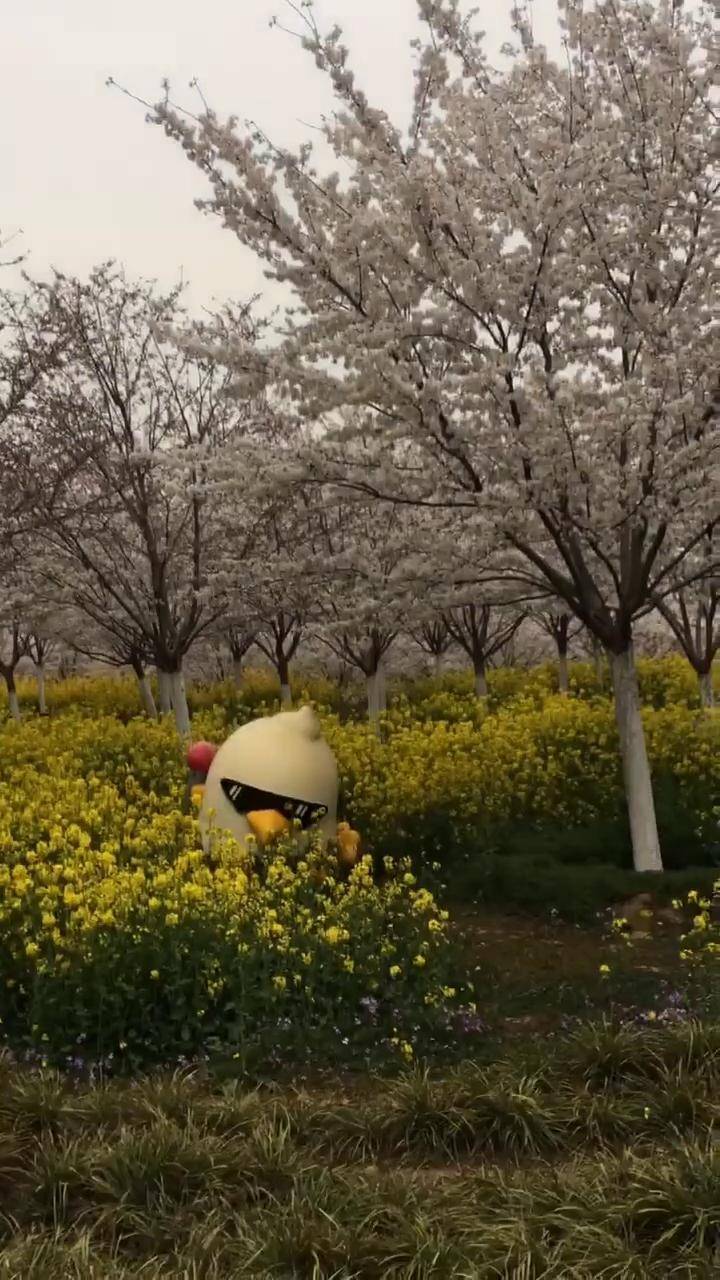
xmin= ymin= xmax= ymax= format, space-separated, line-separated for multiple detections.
xmin=1 ymin=1022 xmax=720 ymax=1274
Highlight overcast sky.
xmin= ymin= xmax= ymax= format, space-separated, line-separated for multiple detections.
xmin=3 ymin=0 xmax=562 ymax=313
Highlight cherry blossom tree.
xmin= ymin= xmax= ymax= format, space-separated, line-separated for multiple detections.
xmin=255 ymin=609 xmax=304 ymax=705
xmin=22 ymin=536 xmax=162 ymax=716
xmin=305 ymin=496 xmax=425 ymax=724
xmin=0 ymin=282 xmax=67 ymax=590
xmin=651 ymin=536 xmax=719 ymax=707
xmin=409 ymin=615 xmax=452 ymax=677
xmin=443 ymin=601 xmax=525 ymax=699
xmin=152 ymin=0 xmax=718 ymax=871
xmin=31 ymin=266 xmax=264 ymax=734
xmin=53 ymin=589 xmax=159 ymax=718
xmin=0 ymin=622 xmax=29 ymax=721
xmin=534 ymin=607 xmax=583 ymax=694
xmin=26 ymin=631 xmax=53 ymax=715
xmin=0 ymin=552 xmax=35 ymax=720
xmin=0 ymin=284 xmax=64 ymax=436
xmin=216 ymin=495 xmax=316 ymax=705
xmin=224 ymin=623 xmax=257 ymax=685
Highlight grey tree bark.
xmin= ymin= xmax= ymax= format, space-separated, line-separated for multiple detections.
xmin=610 ymin=645 xmax=663 ymax=874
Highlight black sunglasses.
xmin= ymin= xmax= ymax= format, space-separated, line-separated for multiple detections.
xmin=220 ymin=778 xmax=328 ymax=830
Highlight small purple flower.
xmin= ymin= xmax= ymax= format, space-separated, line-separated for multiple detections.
xmin=360 ymin=996 xmax=380 ymax=1022
xmin=451 ymin=1005 xmax=486 ymax=1037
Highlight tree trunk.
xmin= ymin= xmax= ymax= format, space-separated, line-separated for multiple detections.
xmin=376 ymin=661 xmax=387 ymax=714
xmin=36 ymin=663 xmax=47 ymax=715
xmin=232 ymin=657 xmax=244 ymax=688
xmin=157 ymin=669 xmax=172 ymax=714
xmin=558 ymin=647 xmax=570 ymax=695
xmin=136 ymin=672 xmax=158 ymax=719
xmin=4 ymin=671 xmax=20 ymax=722
xmin=168 ymin=669 xmax=191 ymax=736
xmin=698 ymin=670 xmax=714 ymax=710
xmin=366 ymin=668 xmax=383 ymax=729
xmin=433 ymin=653 xmax=443 ymax=679
xmin=592 ymin=636 xmax=604 ymax=685
xmin=474 ymin=659 xmax=488 ymax=699
xmin=610 ymin=645 xmax=663 ymax=874
xmin=277 ymin=651 xmax=292 ymax=706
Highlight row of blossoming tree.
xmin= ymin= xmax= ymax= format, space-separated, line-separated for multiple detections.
xmin=0 ymin=0 xmax=717 ymax=876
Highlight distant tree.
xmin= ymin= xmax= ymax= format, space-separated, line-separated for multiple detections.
xmin=225 ymin=624 xmax=257 ymax=686
xmin=409 ymin=617 xmax=452 ymax=678
xmin=443 ymin=602 xmax=525 ymax=699
xmin=534 ymin=609 xmax=583 ymax=694
xmin=307 ymin=498 xmax=421 ymax=725
xmin=652 ymin=545 xmax=719 ymax=708
xmin=26 ymin=631 xmax=55 ymax=715
xmin=33 ymin=266 xmax=264 ymax=734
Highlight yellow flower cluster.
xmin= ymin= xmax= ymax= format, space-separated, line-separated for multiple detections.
xmin=0 ymin=657 xmax=716 ymax=1062
xmin=678 ymin=881 xmax=720 ymax=966
xmin=323 ymin=695 xmax=719 ymax=855
xmin=0 ymin=714 xmax=456 ymax=1063
xmin=396 ymin=655 xmax=716 ymax=715
xmin=0 ymin=667 xmax=348 ymax=727
xmin=4 ymin=673 xmax=150 ymax=722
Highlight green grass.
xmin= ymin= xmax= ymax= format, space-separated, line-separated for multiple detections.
xmin=2 ymin=1020 xmax=720 ymax=1276
xmin=443 ymin=852 xmax=719 ymax=924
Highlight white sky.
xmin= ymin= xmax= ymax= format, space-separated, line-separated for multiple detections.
xmin=2 ymin=0 xmax=562 ymax=313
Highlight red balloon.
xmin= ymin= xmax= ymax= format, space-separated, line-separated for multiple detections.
xmin=186 ymin=741 xmax=217 ymax=774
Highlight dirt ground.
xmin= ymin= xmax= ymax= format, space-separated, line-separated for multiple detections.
xmin=452 ymin=907 xmax=685 ymax=1036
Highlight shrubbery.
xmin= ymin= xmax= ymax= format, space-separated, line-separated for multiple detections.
xmin=1 ymin=843 xmax=461 ymax=1069
xmin=327 ymin=695 xmax=720 ymax=876
xmin=5 ymin=654 xmax=716 ymax=723
xmin=0 ymin=717 xmax=465 ymax=1066
xmin=0 ymin=660 xmax=717 ymax=1065
xmin=672 ymin=879 xmax=720 ymax=1019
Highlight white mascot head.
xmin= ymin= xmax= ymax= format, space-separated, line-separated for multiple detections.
xmin=198 ymin=705 xmax=339 ymax=852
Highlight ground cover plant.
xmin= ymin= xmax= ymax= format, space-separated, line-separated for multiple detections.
xmin=2 ymin=1019 xmax=720 ymax=1276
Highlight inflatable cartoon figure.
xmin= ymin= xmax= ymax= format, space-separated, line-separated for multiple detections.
xmin=187 ymin=706 xmax=360 ymax=868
